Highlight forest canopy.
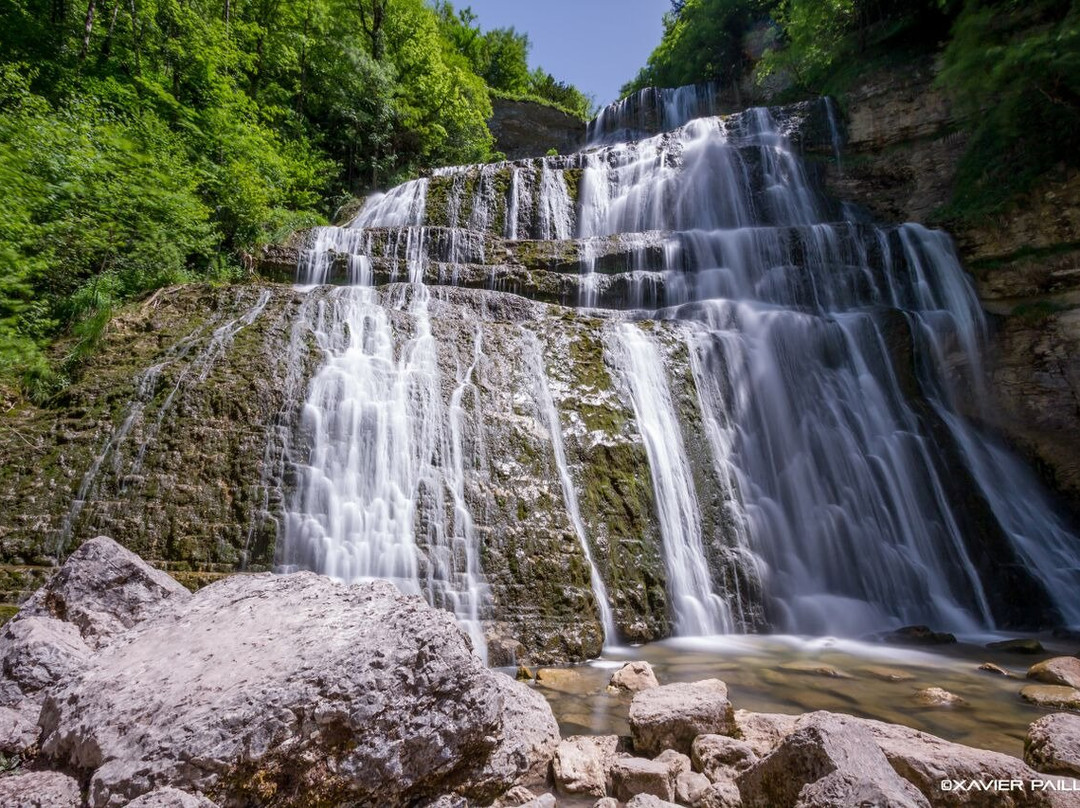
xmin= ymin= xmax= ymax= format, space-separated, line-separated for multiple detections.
xmin=0 ymin=0 xmax=589 ymax=399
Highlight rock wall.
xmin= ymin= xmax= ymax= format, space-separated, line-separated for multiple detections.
xmin=488 ymin=98 xmax=585 ymax=160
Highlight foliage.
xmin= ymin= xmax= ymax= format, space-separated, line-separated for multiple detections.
xmin=938 ymin=0 xmax=1080 ymax=220
xmin=622 ymin=0 xmax=777 ymax=95
xmin=0 ymin=0 xmax=587 ymax=397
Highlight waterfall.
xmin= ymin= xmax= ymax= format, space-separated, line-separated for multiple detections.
xmin=282 ymin=91 xmax=1080 ymax=652
xmin=613 ymin=321 xmax=734 ymax=635
xmin=522 ymin=329 xmax=618 ymax=646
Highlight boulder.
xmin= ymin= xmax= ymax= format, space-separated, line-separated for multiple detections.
xmin=912 ymin=687 xmax=965 ymax=707
xmin=0 ymin=702 xmax=42 ymax=754
xmin=861 ymin=715 xmax=1057 ymax=807
xmin=0 ymin=616 xmax=91 ymax=706
xmin=1026 ymin=713 xmax=1080 ymax=776
xmin=18 ymin=536 xmax=190 ymax=650
xmin=692 ymin=734 xmax=758 ymax=783
xmin=0 ymin=770 xmax=82 ymax=807
xmin=731 ymin=710 xmax=798 ymax=758
xmin=988 ymin=638 xmax=1045 ymax=655
xmin=610 ymin=756 xmax=676 ymax=802
xmin=736 ymin=712 xmax=930 ymax=808
xmin=123 ymin=788 xmax=220 ymax=807
xmin=552 ymin=735 xmax=620 ymax=797
xmin=629 ymin=680 xmax=736 ymax=756
xmin=594 ymin=798 xmax=619 ymax=808
xmin=609 ymin=661 xmax=660 ymax=693
xmin=1029 ymin=658 xmax=1080 ymax=690
xmin=38 ymin=572 xmax=558 ymax=808
xmin=675 ymin=770 xmax=711 ymax=804
xmin=1020 ymin=685 xmax=1080 ymax=710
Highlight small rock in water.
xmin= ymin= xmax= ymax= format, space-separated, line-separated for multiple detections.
xmin=977 ymin=662 xmax=1014 ymax=677
xmin=883 ymin=625 xmax=957 ymax=645
xmin=1020 ymin=684 xmax=1080 ymax=710
xmin=1028 ymin=656 xmax=1080 ymax=689
xmin=535 ymin=667 xmax=585 ymax=693
xmin=912 ymin=687 xmax=965 ymax=707
xmin=516 ymin=664 xmax=535 ymax=681
xmin=608 ymin=660 xmax=660 ymax=693
xmin=1025 ymin=712 xmax=1080 ymax=776
xmin=987 ymin=638 xmax=1045 ymax=655
xmin=862 ymin=665 xmax=916 ymax=682
xmin=777 ymin=660 xmax=854 ymax=679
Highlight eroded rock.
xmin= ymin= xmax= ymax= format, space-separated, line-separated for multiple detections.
xmin=692 ymin=734 xmax=758 ymax=783
xmin=19 ymin=536 xmax=190 ymax=650
xmin=1026 ymin=713 xmax=1080 ymax=777
xmin=0 ymin=616 xmax=91 ymax=706
xmin=609 ymin=661 xmax=660 ymax=693
xmin=730 ymin=710 xmax=798 ymax=758
xmin=675 ymin=770 xmax=711 ymax=804
xmin=123 ymin=788 xmax=220 ymax=807
xmin=736 ymin=712 xmax=930 ymax=808
xmin=0 ymin=770 xmax=82 ymax=808
xmin=38 ymin=572 xmax=557 ymax=808
xmin=912 ymin=687 xmax=965 ymax=707
xmin=610 ymin=756 xmax=676 ymax=803
xmin=1021 ymin=685 xmax=1080 ymax=711
xmin=629 ymin=680 xmax=735 ymax=756
xmin=552 ymin=735 xmax=620 ymax=797
xmin=1028 ymin=658 xmax=1080 ymax=690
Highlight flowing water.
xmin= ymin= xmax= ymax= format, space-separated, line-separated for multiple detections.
xmin=282 ymin=90 xmax=1080 ymax=658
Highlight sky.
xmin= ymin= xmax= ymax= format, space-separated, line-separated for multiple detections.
xmin=456 ymin=0 xmax=673 ymax=109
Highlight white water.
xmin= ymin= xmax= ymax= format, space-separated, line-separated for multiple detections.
xmin=285 ymin=183 xmax=491 ymax=661
xmin=613 ymin=321 xmax=734 ymax=635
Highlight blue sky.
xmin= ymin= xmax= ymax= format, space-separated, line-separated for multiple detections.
xmin=455 ymin=0 xmax=673 ymax=108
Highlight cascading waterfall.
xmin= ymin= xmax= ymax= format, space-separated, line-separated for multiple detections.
xmin=613 ymin=321 xmax=734 ymax=635
xmin=284 ymin=88 xmax=1080 ymax=652
xmin=283 ymin=180 xmax=491 ymax=660
xmin=522 ymin=329 xmax=618 ymax=645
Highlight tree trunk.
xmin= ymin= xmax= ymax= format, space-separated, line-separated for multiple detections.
xmin=80 ymin=0 xmax=97 ymax=59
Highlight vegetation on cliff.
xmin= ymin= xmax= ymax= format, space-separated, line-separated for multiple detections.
xmin=626 ymin=0 xmax=1080 ymax=224
xmin=0 ymin=0 xmax=587 ymax=399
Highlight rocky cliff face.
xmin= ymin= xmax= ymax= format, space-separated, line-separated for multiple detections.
xmin=818 ymin=57 xmax=1080 ymax=520
xmin=488 ymin=98 xmax=586 ymax=160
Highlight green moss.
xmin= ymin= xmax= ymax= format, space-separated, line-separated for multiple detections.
xmin=563 ymin=168 xmax=584 ymax=207
xmin=425 ymin=175 xmax=454 ymax=229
